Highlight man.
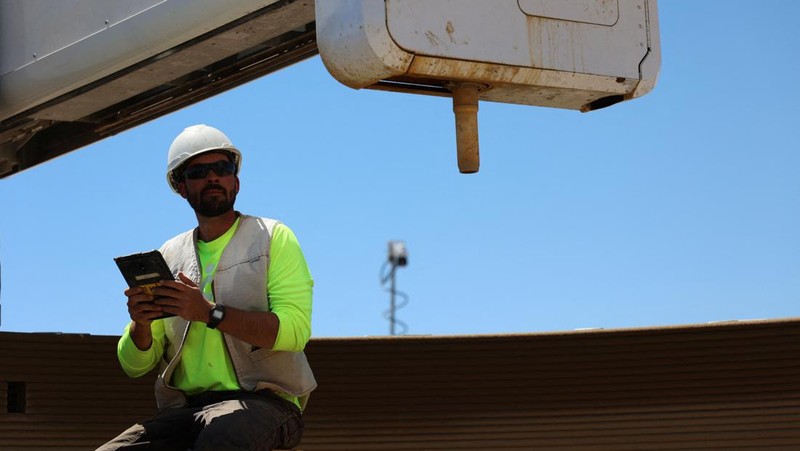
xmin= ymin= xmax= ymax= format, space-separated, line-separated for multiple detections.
xmin=98 ymin=124 xmax=316 ymax=450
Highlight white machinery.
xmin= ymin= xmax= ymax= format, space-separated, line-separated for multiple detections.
xmin=316 ymin=0 xmax=660 ymax=172
xmin=0 ymin=0 xmax=658 ymax=178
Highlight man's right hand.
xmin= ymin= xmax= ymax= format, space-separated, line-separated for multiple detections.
xmin=126 ymin=286 xmax=165 ymax=324
xmin=125 ymin=286 xmax=163 ymax=350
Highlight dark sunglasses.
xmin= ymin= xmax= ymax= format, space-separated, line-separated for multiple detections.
xmin=182 ymin=160 xmax=237 ymax=180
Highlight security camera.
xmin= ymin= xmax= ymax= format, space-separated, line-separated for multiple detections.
xmin=388 ymin=241 xmax=408 ymax=267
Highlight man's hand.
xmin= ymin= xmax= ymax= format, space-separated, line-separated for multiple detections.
xmin=125 ymin=286 xmax=164 ymax=351
xmin=154 ymin=272 xmax=281 ymax=349
xmin=126 ymin=286 xmax=165 ymax=326
xmin=153 ymin=272 xmax=213 ymax=323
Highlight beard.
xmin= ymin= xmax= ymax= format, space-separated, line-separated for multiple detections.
xmin=187 ymin=184 xmax=236 ymax=217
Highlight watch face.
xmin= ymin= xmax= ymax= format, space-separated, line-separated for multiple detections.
xmin=208 ymin=305 xmax=225 ymax=329
xmin=212 ymin=307 xmax=224 ymax=320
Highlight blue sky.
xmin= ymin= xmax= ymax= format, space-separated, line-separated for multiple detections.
xmin=1 ymin=2 xmax=798 ymax=337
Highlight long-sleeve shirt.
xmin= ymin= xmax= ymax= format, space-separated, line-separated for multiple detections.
xmin=116 ymin=219 xmax=313 ymax=406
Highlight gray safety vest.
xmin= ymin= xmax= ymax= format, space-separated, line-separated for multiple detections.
xmin=153 ymin=214 xmax=316 ymax=410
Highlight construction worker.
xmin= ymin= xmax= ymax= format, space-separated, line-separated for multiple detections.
xmin=98 ymin=124 xmax=316 ymax=450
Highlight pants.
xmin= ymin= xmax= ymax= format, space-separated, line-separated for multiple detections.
xmin=96 ymin=390 xmax=304 ymax=451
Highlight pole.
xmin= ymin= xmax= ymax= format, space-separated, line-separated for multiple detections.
xmin=452 ymin=82 xmax=481 ymax=173
xmin=389 ymin=265 xmax=396 ymax=335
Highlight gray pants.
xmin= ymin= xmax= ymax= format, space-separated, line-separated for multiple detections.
xmin=96 ymin=390 xmax=304 ymax=451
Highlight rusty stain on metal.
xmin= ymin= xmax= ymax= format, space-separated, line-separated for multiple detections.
xmin=446 ymin=21 xmax=456 ymax=44
xmin=402 ymin=55 xmax=637 ymax=112
xmin=424 ymin=30 xmax=442 ymax=47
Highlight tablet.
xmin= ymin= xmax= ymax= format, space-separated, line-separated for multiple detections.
xmin=114 ymin=250 xmax=174 ymax=292
xmin=114 ymin=250 xmax=176 ymax=319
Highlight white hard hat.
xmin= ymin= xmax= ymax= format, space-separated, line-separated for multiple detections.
xmin=166 ymin=124 xmax=242 ymax=193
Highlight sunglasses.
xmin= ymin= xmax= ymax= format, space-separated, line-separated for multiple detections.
xmin=182 ymin=160 xmax=237 ymax=180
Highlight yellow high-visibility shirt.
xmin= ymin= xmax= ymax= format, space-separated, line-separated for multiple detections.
xmin=117 ymin=218 xmax=313 ymax=408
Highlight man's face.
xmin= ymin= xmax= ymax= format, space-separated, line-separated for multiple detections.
xmin=177 ymin=152 xmax=239 ymax=218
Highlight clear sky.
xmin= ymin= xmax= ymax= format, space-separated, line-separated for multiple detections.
xmin=1 ymin=2 xmax=798 ymax=338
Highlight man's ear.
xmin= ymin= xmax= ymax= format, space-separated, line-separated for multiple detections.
xmin=234 ymin=175 xmax=240 ymax=195
xmin=177 ymin=182 xmax=188 ymax=199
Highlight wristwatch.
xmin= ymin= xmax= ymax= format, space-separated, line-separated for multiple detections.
xmin=207 ymin=304 xmax=226 ymax=329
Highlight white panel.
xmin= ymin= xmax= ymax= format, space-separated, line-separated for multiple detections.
xmin=518 ymin=0 xmax=619 ymax=26
xmin=0 ymin=0 xmax=164 ymax=75
xmin=384 ymin=0 xmax=648 ymax=78
xmin=0 ymin=0 xmax=279 ymax=121
xmin=386 ymin=0 xmax=527 ymax=67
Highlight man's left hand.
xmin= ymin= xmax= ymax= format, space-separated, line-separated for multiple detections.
xmin=153 ymin=272 xmax=213 ymax=323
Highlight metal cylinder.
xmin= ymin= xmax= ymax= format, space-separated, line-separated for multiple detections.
xmin=452 ymin=82 xmax=481 ymax=174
